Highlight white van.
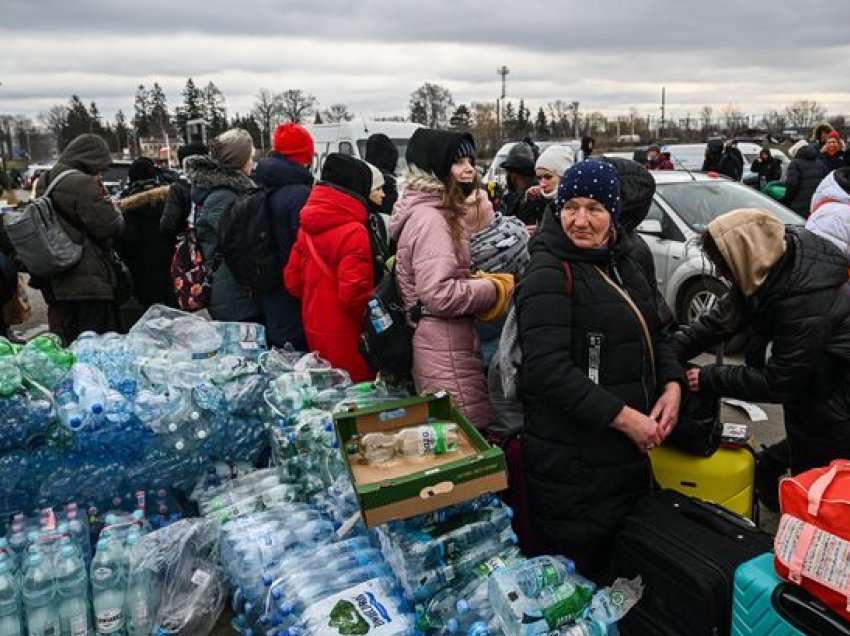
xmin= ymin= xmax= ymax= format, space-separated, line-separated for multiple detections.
xmin=305 ymin=120 xmax=423 ymax=177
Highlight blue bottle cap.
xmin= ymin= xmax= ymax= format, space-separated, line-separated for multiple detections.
xmin=447 ymin=618 xmax=460 ymax=633
xmin=468 ymin=621 xmax=489 ymax=636
xmin=272 ymin=588 xmax=283 ymax=600
xmin=456 ymin=599 xmax=470 ymax=614
xmin=91 ymin=403 xmax=104 ymax=415
xmin=262 ymin=574 xmax=273 ymax=586
xmin=279 ymin=601 xmax=293 ymax=616
xmin=28 ymin=552 xmax=43 ymax=566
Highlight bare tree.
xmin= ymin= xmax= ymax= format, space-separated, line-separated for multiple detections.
xmin=322 ymin=103 xmax=354 ymax=123
xmin=409 ymin=83 xmax=454 ymax=129
xmin=721 ymin=104 xmax=746 ymax=134
xmin=280 ymin=89 xmax=318 ymax=124
xmin=39 ymin=105 xmax=68 ymax=149
xmin=784 ymin=100 xmax=827 ymax=129
xmin=251 ymin=88 xmax=283 ymax=152
xmin=700 ymin=106 xmax=713 ymax=132
xmin=761 ymin=110 xmax=787 ymax=134
xmin=470 ymin=102 xmax=499 ymax=156
xmin=546 ymin=100 xmax=572 ymax=138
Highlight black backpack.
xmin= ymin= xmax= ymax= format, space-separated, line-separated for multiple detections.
xmin=217 ymin=187 xmax=282 ymax=292
xmin=359 ymin=257 xmax=416 ymax=378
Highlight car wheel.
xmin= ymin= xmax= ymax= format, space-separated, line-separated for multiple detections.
xmin=678 ymin=278 xmax=746 ymax=354
xmin=679 ymin=278 xmax=726 ymax=324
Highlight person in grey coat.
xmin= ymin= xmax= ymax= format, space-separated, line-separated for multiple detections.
xmin=184 ymin=129 xmax=261 ymax=322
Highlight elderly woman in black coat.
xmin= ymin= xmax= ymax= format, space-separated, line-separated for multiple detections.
xmin=517 ymin=160 xmax=685 ymax=576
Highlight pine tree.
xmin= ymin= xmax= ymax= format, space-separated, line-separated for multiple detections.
xmin=149 ymin=82 xmax=173 ymax=138
xmin=535 ymin=107 xmax=549 ymax=139
xmin=175 ymin=78 xmax=205 ymax=140
xmin=449 ymin=104 xmax=472 ymax=130
xmin=133 ymin=84 xmax=150 ymax=138
xmin=114 ymin=110 xmax=130 ymax=154
xmin=203 ymin=82 xmax=228 ymax=136
xmin=62 ymin=95 xmax=94 ymax=146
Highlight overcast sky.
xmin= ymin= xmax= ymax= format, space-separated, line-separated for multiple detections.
xmin=4 ymin=0 xmax=850 ymax=125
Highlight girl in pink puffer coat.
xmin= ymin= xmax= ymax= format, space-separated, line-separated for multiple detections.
xmin=389 ymin=129 xmax=500 ymax=429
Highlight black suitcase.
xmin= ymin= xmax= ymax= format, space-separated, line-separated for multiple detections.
xmin=610 ymin=489 xmax=774 ymax=636
xmin=773 ymin=583 xmax=850 ymax=636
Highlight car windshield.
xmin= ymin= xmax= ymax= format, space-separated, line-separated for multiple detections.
xmin=656 ymin=181 xmax=804 ymax=232
xmin=665 ymin=146 xmax=705 ymax=170
xmin=356 ymin=139 xmax=409 ymax=173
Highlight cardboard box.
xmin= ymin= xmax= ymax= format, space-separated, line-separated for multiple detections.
xmin=333 ymin=392 xmax=508 ymax=528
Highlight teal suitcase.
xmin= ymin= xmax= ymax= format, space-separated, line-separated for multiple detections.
xmin=733 ymin=553 xmax=802 ymax=636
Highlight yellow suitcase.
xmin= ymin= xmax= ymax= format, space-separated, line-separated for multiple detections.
xmin=649 ymin=445 xmax=756 ymax=519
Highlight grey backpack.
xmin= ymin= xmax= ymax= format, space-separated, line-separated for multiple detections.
xmin=2 ymin=169 xmax=84 ymax=277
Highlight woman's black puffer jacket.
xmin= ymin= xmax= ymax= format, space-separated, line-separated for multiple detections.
xmin=674 ymin=228 xmax=850 ymax=472
xmin=516 ymin=216 xmax=684 ymax=568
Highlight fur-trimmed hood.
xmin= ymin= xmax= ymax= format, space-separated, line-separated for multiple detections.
xmin=390 ymin=165 xmax=446 ymax=242
xmin=118 ymin=184 xmax=170 ymax=212
xmin=184 ymin=154 xmax=255 ymax=196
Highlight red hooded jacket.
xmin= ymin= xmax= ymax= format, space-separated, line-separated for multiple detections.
xmin=284 ymin=184 xmax=374 ymax=382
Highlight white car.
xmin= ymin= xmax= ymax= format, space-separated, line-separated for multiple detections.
xmin=483 ymin=140 xmax=581 ymax=186
xmin=636 ymin=171 xmax=804 ymax=323
xmin=662 ymin=142 xmax=790 ymax=182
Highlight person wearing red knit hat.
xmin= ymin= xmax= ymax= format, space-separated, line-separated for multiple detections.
xmin=251 ymin=123 xmax=316 ymax=349
xmin=819 ymin=129 xmax=847 ymax=173
xmin=272 ymin=123 xmax=315 ymax=169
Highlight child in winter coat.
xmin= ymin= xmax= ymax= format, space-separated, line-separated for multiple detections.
xmin=389 ymin=129 xmax=512 ymax=429
xmin=284 ymin=154 xmax=375 ymax=382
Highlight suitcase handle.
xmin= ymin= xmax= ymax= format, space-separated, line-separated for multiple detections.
xmin=808 ymin=461 xmax=850 ymax=517
xmin=677 ymin=498 xmax=757 ymax=538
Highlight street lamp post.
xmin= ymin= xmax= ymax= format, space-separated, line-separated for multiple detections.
xmin=497 ymin=66 xmax=510 ymax=142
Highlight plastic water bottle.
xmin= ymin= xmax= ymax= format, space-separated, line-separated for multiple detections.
xmin=55 ymin=545 xmax=92 ymax=636
xmin=367 ymin=299 xmax=393 ymax=334
xmin=72 ymin=364 xmax=109 ymax=417
xmin=22 ymin=552 xmax=61 ymax=636
xmin=395 ymin=423 xmax=459 ymax=457
xmin=0 ymin=560 xmax=22 ymax=636
xmin=90 ymin=539 xmax=125 ymax=635
xmin=553 ymin=619 xmax=609 ymax=636
xmin=585 ymin=577 xmax=643 ymax=626
xmin=62 ymin=504 xmax=92 ymax=566
xmin=17 ymin=334 xmax=75 ymax=389
xmin=514 ymin=556 xmax=577 ymax=598
xmin=124 ymin=536 xmax=153 ymax=636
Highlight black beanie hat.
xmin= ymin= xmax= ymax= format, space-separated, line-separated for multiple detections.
xmin=128 ymin=157 xmax=157 ymax=183
xmin=178 ymin=142 xmax=209 ymax=165
xmin=500 ymin=142 xmax=536 ymax=178
xmin=405 ymin=128 xmax=476 ymax=183
xmin=320 ymin=153 xmax=373 ymax=201
xmin=600 ymin=157 xmax=656 ymax=233
xmin=365 ymin=133 xmax=399 ymax=175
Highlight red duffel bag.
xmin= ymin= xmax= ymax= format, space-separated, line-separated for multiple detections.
xmin=774 ymin=459 xmax=850 ymax=622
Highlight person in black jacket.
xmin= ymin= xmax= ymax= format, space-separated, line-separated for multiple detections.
xmin=116 ymin=158 xmax=176 ymax=315
xmin=675 ymin=209 xmax=850 ymax=475
xmin=701 ymin=138 xmax=725 ymax=172
xmin=160 ymin=142 xmax=208 ymax=237
xmin=364 ymin=133 xmax=399 ymax=215
xmin=500 ymin=141 xmax=539 ymax=223
xmin=251 ymin=123 xmax=314 ymax=350
xmin=517 ymin=159 xmax=685 ymax=576
xmin=750 ymin=148 xmax=782 ymax=186
xmin=717 ymin=141 xmax=744 ymax=181
xmin=784 ymin=141 xmax=827 ymax=217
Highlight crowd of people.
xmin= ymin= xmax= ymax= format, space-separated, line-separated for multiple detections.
xmin=2 ymin=120 xmax=850 ymax=576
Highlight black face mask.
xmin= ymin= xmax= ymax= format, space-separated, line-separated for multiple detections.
xmin=458 ymin=181 xmax=476 ymax=197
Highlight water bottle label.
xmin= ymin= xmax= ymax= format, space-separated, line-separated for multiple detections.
xmin=300 ymin=578 xmax=412 ymax=636
xmin=419 ymin=424 xmax=449 ymax=455
xmin=474 ymin=555 xmax=508 ymax=578
xmin=95 ymin=608 xmax=123 ymax=633
xmin=70 ymin=613 xmax=88 ymax=636
xmin=93 ymin=567 xmax=113 ymax=582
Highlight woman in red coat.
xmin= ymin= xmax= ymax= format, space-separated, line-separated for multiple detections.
xmin=284 ymin=153 xmax=375 ymax=381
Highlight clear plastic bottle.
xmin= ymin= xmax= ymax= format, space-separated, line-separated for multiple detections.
xmin=0 ymin=560 xmax=22 ymax=636
xmin=71 ymin=364 xmax=109 ymax=417
xmin=22 ymin=552 xmax=61 ymax=636
xmin=124 ymin=535 xmax=153 ymax=636
xmin=395 ymin=423 xmax=459 ymax=457
xmin=90 ymin=539 xmax=126 ymax=635
xmin=55 ymin=545 xmax=92 ymax=636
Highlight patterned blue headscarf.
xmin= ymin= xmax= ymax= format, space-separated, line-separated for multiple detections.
xmin=556 ymin=159 xmax=622 ymax=224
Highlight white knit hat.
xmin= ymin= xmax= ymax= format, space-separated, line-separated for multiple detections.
xmin=535 ymin=144 xmax=575 ymax=177
xmin=366 ymin=162 xmax=385 ymax=191
xmin=788 ymin=139 xmax=808 ymax=159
